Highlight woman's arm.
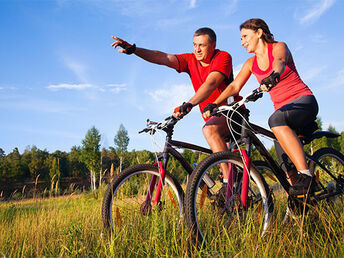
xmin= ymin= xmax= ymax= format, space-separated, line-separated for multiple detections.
xmin=202 ymin=58 xmax=253 ymax=119
xmin=271 ymin=42 xmax=290 ymax=75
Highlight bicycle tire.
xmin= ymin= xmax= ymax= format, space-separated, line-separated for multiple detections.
xmin=102 ymin=164 xmax=184 ymax=236
xmin=310 ymin=147 xmax=344 ymax=203
xmin=184 ymin=152 xmax=273 ymax=246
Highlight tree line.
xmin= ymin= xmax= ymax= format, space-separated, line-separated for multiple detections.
xmin=1 ymin=118 xmax=343 ymax=194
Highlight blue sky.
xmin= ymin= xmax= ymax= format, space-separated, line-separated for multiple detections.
xmin=1 ymin=0 xmax=343 ymax=155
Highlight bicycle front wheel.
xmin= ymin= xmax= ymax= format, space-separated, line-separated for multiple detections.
xmin=102 ymin=164 xmax=184 ymax=238
xmin=184 ymin=152 xmax=273 ymax=247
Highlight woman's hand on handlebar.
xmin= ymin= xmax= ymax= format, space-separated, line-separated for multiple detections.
xmin=260 ymin=71 xmax=280 ymax=92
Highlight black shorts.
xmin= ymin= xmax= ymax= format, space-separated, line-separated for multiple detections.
xmin=269 ymin=95 xmax=319 ymax=172
xmin=268 ymin=95 xmax=318 ymax=131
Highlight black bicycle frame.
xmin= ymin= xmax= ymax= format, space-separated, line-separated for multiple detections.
xmin=243 ymin=121 xmax=341 ymax=194
xmin=246 ymin=124 xmax=291 ymax=193
xmin=157 ymin=134 xmax=212 ymax=175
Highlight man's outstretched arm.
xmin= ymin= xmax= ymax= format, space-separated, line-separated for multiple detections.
xmin=112 ymin=36 xmax=179 ymax=70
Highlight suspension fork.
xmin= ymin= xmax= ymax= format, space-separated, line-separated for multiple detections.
xmin=145 ymin=151 xmax=169 ymax=205
xmin=154 ymin=160 xmax=167 ymax=204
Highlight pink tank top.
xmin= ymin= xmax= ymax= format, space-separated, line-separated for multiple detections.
xmin=252 ymin=43 xmax=313 ymax=110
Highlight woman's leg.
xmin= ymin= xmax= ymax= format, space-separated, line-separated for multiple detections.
xmin=272 ymin=125 xmax=316 ymax=195
xmin=268 ymin=96 xmax=319 ymax=195
xmin=271 ymin=125 xmax=308 ymax=171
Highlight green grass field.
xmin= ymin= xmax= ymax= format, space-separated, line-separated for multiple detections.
xmin=1 ymin=188 xmax=344 ymax=257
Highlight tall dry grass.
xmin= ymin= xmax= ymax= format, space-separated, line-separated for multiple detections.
xmin=1 ymin=188 xmax=344 ymax=257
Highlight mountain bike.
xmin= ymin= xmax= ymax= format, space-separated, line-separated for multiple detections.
xmin=101 ymin=116 xmax=215 ymax=236
xmin=184 ymin=88 xmax=344 ymax=246
xmin=102 ymin=115 xmax=271 ymax=241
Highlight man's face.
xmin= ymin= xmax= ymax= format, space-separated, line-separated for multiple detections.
xmin=193 ymin=34 xmax=216 ymax=64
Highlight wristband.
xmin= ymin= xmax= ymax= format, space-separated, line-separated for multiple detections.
xmin=125 ymin=44 xmax=136 ymax=55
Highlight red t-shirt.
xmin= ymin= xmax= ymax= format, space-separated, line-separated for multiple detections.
xmin=252 ymin=43 xmax=313 ymax=110
xmin=175 ymin=50 xmax=233 ymax=121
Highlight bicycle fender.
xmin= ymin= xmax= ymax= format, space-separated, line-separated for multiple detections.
xmin=302 ymin=131 xmax=340 ymax=144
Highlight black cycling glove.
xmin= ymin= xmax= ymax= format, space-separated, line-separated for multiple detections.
xmin=174 ymin=102 xmax=193 ymax=115
xmin=260 ymin=71 xmax=280 ymax=91
xmin=202 ymin=103 xmax=217 ymax=114
xmin=118 ymin=40 xmax=136 ymax=55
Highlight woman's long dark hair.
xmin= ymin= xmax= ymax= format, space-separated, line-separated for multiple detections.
xmin=240 ymin=18 xmax=276 ymax=43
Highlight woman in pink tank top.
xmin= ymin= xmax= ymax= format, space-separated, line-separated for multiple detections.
xmin=203 ymin=18 xmax=319 ymax=196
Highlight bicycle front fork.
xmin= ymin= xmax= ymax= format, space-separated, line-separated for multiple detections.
xmin=144 ymin=161 xmax=165 ymax=206
xmin=227 ymin=149 xmax=251 ymax=208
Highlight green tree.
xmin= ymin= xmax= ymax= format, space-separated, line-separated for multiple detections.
xmin=28 ymin=146 xmax=49 ymax=180
xmin=0 ymin=148 xmax=5 ymax=157
xmin=136 ymin=150 xmax=154 ymax=164
xmin=49 ymin=157 xmax=61 ymax=183
xmin=81 ymin=126 xmax=101 ymax=191
xmin=0 ymin=150 xmax=10 ymax=181
xmin=52 ymin=150 xmax=68 ymax=177
xmin=326 ymin=125 xmax=340 ymax=150
xmin=7 ymin=148 xmax=26 ymax=180
xmin=114 ymin=124 xmax=130 ymax=172
xmin=68 ymin=146 xmax=88 ymax=177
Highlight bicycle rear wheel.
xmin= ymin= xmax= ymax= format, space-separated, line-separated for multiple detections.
xmin=184 ymin=152 xmax=273 ymax=247
xmin=102 ymin=164 xmax=184 ymax=238
xmin=310 ymin=147 xmax=344 ymax=204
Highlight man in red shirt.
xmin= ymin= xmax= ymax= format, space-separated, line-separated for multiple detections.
xmin=112 ymin=28 xmax=241 ymax=183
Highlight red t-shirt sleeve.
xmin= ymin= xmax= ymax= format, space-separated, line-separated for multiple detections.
xmin=174 ymin=53 xmax=192 ymax=74
xmin=210 ymin=51 xmax=232 ymax=83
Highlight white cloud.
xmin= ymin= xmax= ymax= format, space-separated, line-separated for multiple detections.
xmin=225 ymin=0 xmax=238 ymax=16
xmin=47 ymin=83 xmax=94 ymax=91
xmin=59 ymin=55 xmax=89 ymax=83
xmin=147 ymin=84 xmax=194 ymax=114
xmin=298 ymin=0 xmax=336 ymax=25
xmin=156 ymin=17 xmax=192 ymax=29
xmin=20 ymin=127 xmax=81 ymax=139
xmin=302 ymin=65 xmax=327 ymax=82
xmin=47 ymin=82 xmax=128 ymax=95
xmin=0 ymin=97 xmax=84 ymax=114
xmin=310 ymin=33 xmax=327 ymax=43
xmin=0 ymin=86 xmax=18 ymax=91
xmin=315 ymin=67 xmax=344 ymax=89
xmin=189 ymin=0 xmax=196 ymax=8
xmin=330 ymin=68 xmax=344 ymax=88
xmin=106 ymin=83 xmax=128 ymax=93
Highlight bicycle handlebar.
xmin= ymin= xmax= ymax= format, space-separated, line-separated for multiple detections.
xmin=138 ymin=115 xmax=178 ymax=135
xmin=211 ymin=87 xmax=263 ymax=116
